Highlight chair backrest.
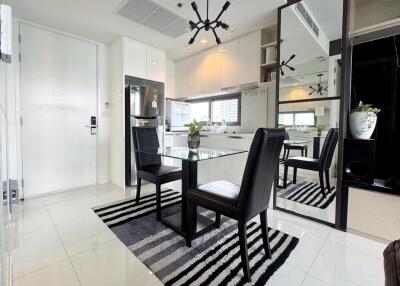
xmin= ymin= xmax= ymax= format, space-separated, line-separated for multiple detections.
xmin=285 ymin=130 xmax=290 ymax=140
xmin=131 ymin=127 xmax=161 ymax=170
xmin=318 ymin=128 xmax=339 ymax=170
xmin=238 ymin=128 xmax=286 ymax=220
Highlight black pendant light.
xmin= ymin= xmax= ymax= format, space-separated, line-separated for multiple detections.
xmin=279 ymin=54 xmax=296 ymax=76
xmin=309 ymin=74 xmax=328 ymax=96
xmin=188 ymin=0 xmax=231 ymax=45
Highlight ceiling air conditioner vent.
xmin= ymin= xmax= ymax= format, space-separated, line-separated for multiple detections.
xmin=295 ymin=2 xmax=319 ymax=38
xmin=118 ymin=0 xmax=188 ymax=38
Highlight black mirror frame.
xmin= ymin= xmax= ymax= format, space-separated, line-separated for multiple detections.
xmin=273 ymin=0 xmax=352 ymax=231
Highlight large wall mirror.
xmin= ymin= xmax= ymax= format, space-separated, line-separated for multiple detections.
xmin=275 ymin=0 xmax=344 ymax=225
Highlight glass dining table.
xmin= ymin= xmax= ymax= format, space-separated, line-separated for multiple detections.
xmin=135 ymin=146 xmax=247 ymax=238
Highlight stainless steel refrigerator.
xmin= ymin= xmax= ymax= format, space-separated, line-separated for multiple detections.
xmin=125 ymin=76 xmax=164 ymax=187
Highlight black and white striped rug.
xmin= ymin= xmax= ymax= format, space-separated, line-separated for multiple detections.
xmin=277 ymin=181 xmax=336 ymax=209
xmin=93 ymin=189 xmax=299 ymax=285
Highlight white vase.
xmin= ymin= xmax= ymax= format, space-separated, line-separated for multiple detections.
xmin=349 ymin=111 xmax=377 ymax=139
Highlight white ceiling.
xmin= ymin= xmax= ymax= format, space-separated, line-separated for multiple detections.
xmin=303 ymin=0 xmax=343 ymax=40
xmin=8 ymin=0 xmax=286 ymax=60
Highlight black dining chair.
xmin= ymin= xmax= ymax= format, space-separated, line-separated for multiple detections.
xmin=282 ymin=131 xmax=308 ymax=160
xmin=283 ymin=128 xmax=339 ymax=197
xmin=185 ymin=128 xmax=286 ymax=282
xmin=132 ymin=127 xmax=182 ymax=221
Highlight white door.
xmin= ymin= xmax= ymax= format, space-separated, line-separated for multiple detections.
xmin=20 ymin=23 xmax=98 ymax=197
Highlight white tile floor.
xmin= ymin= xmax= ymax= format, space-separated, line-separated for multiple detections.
xmin=9 ymin=183 xmax=386 ymax=286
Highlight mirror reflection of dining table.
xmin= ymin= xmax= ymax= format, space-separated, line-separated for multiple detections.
xmin=135 ymin=146 xmax=247 ymax=238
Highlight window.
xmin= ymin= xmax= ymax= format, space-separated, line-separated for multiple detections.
xmin=190 ymin=101 xmax=209 ymax=122
xmin=279 ymin=111 xmax=315 ymax=126
xmin=187 ymin=94 xmax=241 ymax=126
xmin=212 ymin=97 xmax=240 ymax=125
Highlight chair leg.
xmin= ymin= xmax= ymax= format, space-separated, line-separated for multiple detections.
xmin=301 ymin=149 xmax=304 ymax=157
xmin=285 ymin=149 xmax=290 ymax=160
xmin=238 ymin=221 xmax=251 ymax=282
xmin=293 ymin=167 xmax=297 ymax=184
xmin=305 ymin=147 xmax=308 ymax=157
xmin=215 ymin=213 xmax=221 ymax=228
xmin=283 ymin=165 xmax=288 ymax=189
xmin=136 ymin=178 xmax=141 ymax=204
xmin=156 ymin=183 xmax=162 ymax=221
xmin=319 ymin=171 xmax=326 ymax=198
xmin=260 ymin=210 xmax=272 ymax=259
xmin=325 ymin=170 xmax=331 ymax=192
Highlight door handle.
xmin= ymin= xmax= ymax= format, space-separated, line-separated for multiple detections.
xmin=85 ymin=124 xmax=97 ymax=128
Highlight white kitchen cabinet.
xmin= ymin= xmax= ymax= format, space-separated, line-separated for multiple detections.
xmin=221 ymin=40 xmax=239 ymax=89
xmin=187 ymin=53 xmax=203 ymax=97
xmin=225 ymin=137 xmax=252 ymax=185
xmin=239 ymin=31 xmax=261 ymax=85
xmin=175 ymin=59 xmax=188 ymax=98
xmin=146 ymin=46 xmax=166 ymax=83
xmin=202 ymin=47 xmax=222 ymax=94
xmin=166 ymin=59 xmax=175 ymax=99
xmin=124 ymin=37 xmax=147 ymax=79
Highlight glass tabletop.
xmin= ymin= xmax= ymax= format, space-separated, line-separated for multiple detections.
xmin=284 ymin=140 xmax=309 ymax=144
xmin=135 ymin=146 xmax=247 ymax=162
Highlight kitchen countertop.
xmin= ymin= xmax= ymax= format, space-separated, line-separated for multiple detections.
xmin=165 ymin=131 xmax=255 ymax=139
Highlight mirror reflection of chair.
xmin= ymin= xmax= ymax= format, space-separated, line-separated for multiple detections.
xmin=282 ymin=131 xmax=308 ymax=160
xmin=283 ymin=128 xmax=339 ymax=197
xmin=185 ymin=129 xmax=286 ymax=282
xmin=132 ymin=127 xmax=182 ymax=221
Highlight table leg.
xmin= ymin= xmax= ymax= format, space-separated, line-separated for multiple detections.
xmin=182 ymin=160 xmax=198 ymax=234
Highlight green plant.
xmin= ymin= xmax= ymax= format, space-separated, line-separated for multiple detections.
xmin=352 ymin=101 xmax=380 ymax=114
xmin=184 ymin=120 xmax=204 ymax=135
xmin=316 ymin=124 xmax=326 ymax=133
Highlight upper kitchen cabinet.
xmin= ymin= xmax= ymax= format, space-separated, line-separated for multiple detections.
xmin=174 ymin=29 xmax=272 ymax=97
xmin=146 ymin=46 xmax=166 ymax=83
xmin=124 ymin=37 xmax=147 ymax=79
xmin=202 ymin=47 xmax=222 ymax=93
xmin=221 ymin=40 xmax=239 ymax=89
xmin=166 ymin=59 xmax=176 ymax=99
xmin=239 ymin=31 xmax=261 ymax=85
xmin=187 ymin=53 xmax=203 ymax=97
xmin=122 ymin=37 xmax=166 ymax=83
xmin=175 ymin=58 xmax=188 ymax=98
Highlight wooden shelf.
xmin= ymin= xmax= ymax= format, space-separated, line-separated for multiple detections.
xmin=261 ymin=41 xmax=277 ymax=49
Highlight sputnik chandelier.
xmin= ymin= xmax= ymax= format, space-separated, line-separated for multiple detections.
xmin=309 ymin=74 xmax=328 ymax=96
xmin=188 ymin=0 xmax=231 ymax=45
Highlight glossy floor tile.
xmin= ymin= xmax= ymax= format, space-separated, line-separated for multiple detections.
xmin=13 ymin=259 xmax=80 ymax=286
xmin=69 ymin=239 xmax=160 ymax=286
xmin=12 ymin=227 xmax=68 ymax=278
xmin=9 ymin=183 xmax=387 ymax=286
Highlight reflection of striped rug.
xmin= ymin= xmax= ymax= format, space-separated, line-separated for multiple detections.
xmin=93 ymin=189 xmax=299 ymax=285
xmin=277 ymin=181 xmax=336 ymax=209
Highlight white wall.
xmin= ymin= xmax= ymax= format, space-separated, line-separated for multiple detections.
xmin=6 ymin=19 xmax=111 ymax=193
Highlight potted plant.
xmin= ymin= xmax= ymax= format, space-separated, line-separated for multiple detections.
xmin=184 ymin=120 xmax=204 ymax=151
xmin=316 ymin=124 xmax=325 ymax=137
xmin=349 ymin=101 xmax=380 ymax=139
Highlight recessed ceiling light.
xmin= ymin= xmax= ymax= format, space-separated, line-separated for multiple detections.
xmin=200 ymin=39 xmax=209 ymax=45
xmin=151 ymin=62 xmax=157 ymax=66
